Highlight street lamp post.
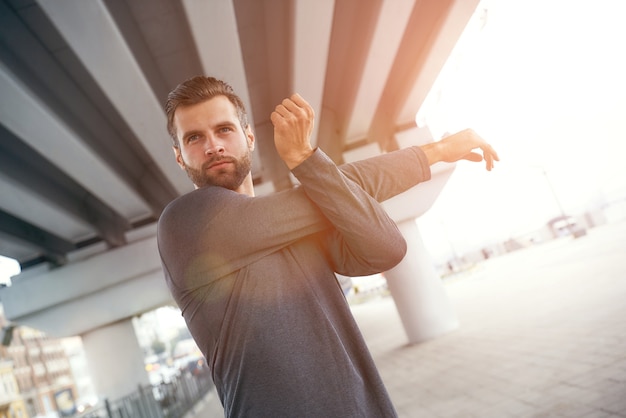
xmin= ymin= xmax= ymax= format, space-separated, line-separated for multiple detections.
xmin=534 ymin=165 xmax=575 ymax=236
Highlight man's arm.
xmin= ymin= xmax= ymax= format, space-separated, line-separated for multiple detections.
xmin=158 ymin=183 xmax=340 ymax=286
xmin=338 ymin=129 xmax=499 ymax=203
xmin=271 ymin=94 xmax=499 ymax=276
xmin=291 ymin=150 xmax=406 ymax=276
xmin=338 ymin=146 xmax=431 ymax=203
xmin=271 ymin=93 xmax=498 ymax=205
xmin=272 ymin=95 xmax=407 ymax=276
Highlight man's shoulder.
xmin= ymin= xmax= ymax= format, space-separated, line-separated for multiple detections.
xmin=159 ymin=186 xmax=232 ymax=226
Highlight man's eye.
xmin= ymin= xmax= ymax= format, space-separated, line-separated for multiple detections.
xmin=187 ymin=135 xmax=199 ymax=142
xmin=220 ymin=127 xmax=233 ymax=133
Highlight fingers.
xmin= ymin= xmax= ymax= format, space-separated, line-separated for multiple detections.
xmin=453 ymin=130 xmax=499 ymax=171
xmin=463 ymin=129 xmax=499 ymax=171
xmin=481 ymin=143 xmax=500 ymax=162
xmin=485 ymin=152 xmax=493 ymax=171
xmin=480 ymin=143 xmax=499 ymax=171
xmin=462 ymin=151 xmax=495 ymax=172
xmin=287 ymin=93 xmax=310 ymax=109
xmin=272 ymin=94 xmax=314 ymax=121
xmin=463 ymin=152 xmax=483 ymax=163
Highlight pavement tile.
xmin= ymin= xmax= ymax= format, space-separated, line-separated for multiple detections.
xmin=353 ymin=222 xmax=626 ymax=417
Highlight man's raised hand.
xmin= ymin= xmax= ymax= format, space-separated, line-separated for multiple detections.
xmin=422 ymin=129 xmax=500 ymax=171
xmin=270 ymin=94 xmax=315 ymax=170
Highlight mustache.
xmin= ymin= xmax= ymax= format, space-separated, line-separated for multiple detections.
xmin=202 ymin=155 xmax=236 ymax=170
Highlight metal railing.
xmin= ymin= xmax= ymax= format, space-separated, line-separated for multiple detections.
xmin=75 ymin=367 xmax=214 ymax=418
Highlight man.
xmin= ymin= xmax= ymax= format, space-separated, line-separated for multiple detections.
xmin=157 ymin=76 xmax=498 ymax=417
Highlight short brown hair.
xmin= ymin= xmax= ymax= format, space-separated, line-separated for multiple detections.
xmin=165 ymin=76 xmax=249 ymax=147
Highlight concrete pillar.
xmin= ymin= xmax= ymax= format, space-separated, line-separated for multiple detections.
xmin=342 ymin=126 xmax=459 ymax=345
xmin=81 ymin=319 xmax=149 ymax=400
xmin=385 ymin=219 xmax=459 ymax=344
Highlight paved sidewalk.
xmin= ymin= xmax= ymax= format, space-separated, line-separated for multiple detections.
xmin=184 ymin=389 xmax=224 ymax=418
xmin=352 ymin=221 xmax=626 ymax=417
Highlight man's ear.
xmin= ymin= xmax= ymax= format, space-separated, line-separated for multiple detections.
xmin=173 ymin=146 xmax=185 ymax=170
xmin=246 ymin=126 xmax=255 ymax=151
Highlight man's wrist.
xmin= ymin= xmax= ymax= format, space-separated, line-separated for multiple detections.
xmin=420 ymin=142 xmax=442 ymax=166
xmin=285 ymin=147 xmax=315 ymax=170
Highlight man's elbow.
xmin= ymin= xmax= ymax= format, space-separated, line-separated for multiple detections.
xmin=392 ymin=236 xmax=408 ymax=267
xmin=379 ymin=236 xmax=407 ymax=271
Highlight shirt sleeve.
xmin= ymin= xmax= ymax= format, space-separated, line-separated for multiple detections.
xmin=158 ymin=182 xmax=331 ymax=287
xmin=158 ymin=147 xmax=432 ymax=285
xmin=291 ymin=148 xmax=423 ymax=276
xmin=338 ymin=146 xmax=431 ymax=202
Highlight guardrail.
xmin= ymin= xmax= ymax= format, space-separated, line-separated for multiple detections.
xmin=75 ymin=367 xmax=214 ymax=418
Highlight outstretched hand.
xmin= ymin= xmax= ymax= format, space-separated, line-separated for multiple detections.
xmin=422 ymin=129 xmax=500 ymax=171
xmin=271 ymin=93 xmax=315 ymax=170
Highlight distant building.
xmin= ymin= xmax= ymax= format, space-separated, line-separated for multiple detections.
xmin=0 ymin=308 xmax=77 ymax=418
xmin=0 ymin=359 xmax=29 ymax=418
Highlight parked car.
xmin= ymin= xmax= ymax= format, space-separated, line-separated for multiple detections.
xmin=185 ymin=357 xmax=210 ymax=377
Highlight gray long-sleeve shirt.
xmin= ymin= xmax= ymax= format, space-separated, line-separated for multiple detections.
xmin=157 ymin=147 xmax=431 ymax=417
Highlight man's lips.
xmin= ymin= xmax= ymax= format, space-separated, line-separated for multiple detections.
xmin=204 ymin=158 xmax=234 ymax=170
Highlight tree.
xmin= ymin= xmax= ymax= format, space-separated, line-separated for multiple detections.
xmin=151 ymin=338 xmax=166 ymax=356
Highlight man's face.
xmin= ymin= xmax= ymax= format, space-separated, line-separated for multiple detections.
xmin=172 ymin=96 xmax=255 ymax=193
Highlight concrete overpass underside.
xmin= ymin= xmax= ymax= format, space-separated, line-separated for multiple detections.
xmin=0 ymin=0 xmax=481 ymax=400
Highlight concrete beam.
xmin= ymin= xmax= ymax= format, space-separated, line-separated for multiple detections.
xmin=0 ymin=235 xmax=172 ymax=337
xmin=292 ymin=0 xmax=334 ymax=147
xmin=37 ymin=0 xmax=192 ymax=196
xmin=399 ymin=0 xmax=481 ymax=123
xmin=0 ymin=62 xmax=151 ymax=223
xmin=345 ymin=0 xmax=415 ymax=144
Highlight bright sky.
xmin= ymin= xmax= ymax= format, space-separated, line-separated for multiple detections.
xmin=416 ymin=0 xmax=626 ymax=260
xmin=0 ymin=256 xmax=19 ymax=285
xmin=1 ymin=0 xmax=626 ymax=282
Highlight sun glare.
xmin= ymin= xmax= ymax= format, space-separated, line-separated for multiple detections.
xmin=0 ymin=255 xmax=20 ymax=285
xmin=416 ymin=0 xmax=626 ymax=261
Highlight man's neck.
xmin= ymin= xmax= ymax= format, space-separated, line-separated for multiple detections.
xmin=236 ymin=176 xmax=255 ymax=197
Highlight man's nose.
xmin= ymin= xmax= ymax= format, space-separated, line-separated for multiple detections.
xmin=204 ymin=138 xmax=225 ymax=155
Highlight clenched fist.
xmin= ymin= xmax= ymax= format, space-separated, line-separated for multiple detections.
xmin=270 ymin=94 xmax=315 ymax=170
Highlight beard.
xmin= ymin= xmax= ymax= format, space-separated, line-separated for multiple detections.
xmin=182 ymin=150 xmax=252 ymax=190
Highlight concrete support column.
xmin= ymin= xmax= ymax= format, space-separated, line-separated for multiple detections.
xmin=81 ymin=319 xmax=149 ymax=400
xmin=385 ymin=219 xmax=459 ymax=344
